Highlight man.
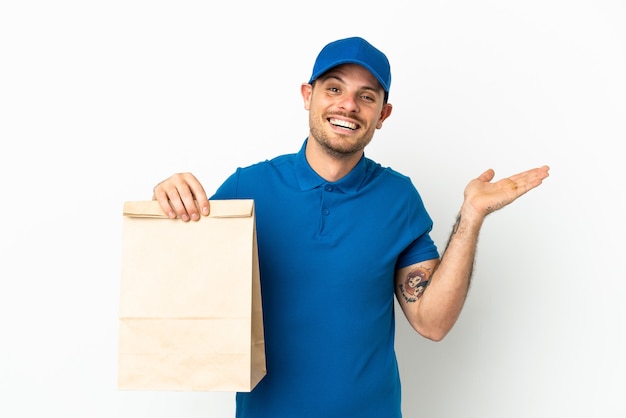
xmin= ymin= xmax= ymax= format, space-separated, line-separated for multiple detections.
xmin=152 ymin=37 xmax=549 ymax=417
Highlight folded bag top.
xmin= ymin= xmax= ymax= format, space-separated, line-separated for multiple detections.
xmin=122 ymin=199 xmax=253 ymax=218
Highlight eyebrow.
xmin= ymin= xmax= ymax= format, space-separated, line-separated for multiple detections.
xmin=319 ymin=73 xmax=380 ymax=94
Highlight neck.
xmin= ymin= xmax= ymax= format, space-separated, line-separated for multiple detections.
xmin=305 ymin=137 xmax=362 ymax=182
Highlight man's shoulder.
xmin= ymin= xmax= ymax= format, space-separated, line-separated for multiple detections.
xmin=364 ymin=157 xmax=414 ymax=186
xmin=237 ymin=152 xmax=297 ymax=173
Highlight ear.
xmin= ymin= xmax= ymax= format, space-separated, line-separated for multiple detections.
xmin=301 ymin=83 xmax=313 ymax=110
xmin=376 ymin=103 xmax=393 ymax=129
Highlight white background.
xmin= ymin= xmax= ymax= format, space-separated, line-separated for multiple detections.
xmin=1 ymin=1 xmax=625 ymax=417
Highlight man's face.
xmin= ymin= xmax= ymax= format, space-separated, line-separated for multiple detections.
xmin=302 ymin=63 xmax=392 ymax=159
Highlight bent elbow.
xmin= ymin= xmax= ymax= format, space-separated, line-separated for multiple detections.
xmin=421 ymin=328 xmax=449 ymax=342
xmin=423 ymin=330 xmax=448 ymax=342
xmin=409 ymin=321 xmax=452 ymax=342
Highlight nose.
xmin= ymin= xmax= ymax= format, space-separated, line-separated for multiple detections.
xmin=337 ymin=94 xmax=359 ymax=112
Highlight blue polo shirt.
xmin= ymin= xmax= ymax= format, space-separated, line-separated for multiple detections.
xmin=211 ymin=139 xmax=439 ymax=418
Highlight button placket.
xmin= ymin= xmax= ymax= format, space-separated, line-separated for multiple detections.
xmin=321 ymin=184 xmax=334 ymax=216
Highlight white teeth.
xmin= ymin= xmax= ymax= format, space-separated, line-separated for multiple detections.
xmin=329 ymin=118 xmax=357 ymax=130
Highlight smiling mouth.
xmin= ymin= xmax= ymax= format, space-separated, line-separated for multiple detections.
xmin=329 ymin=117 xmax=358 ymax=130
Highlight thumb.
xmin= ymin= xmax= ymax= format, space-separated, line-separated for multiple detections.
xmin=478 ymin=168 xmax=495 ymax=182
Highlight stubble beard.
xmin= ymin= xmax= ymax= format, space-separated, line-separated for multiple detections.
xmin=309 ymin=115 xmax=374 ymax=160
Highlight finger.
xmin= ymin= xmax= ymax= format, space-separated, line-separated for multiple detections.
xmin=152 ymin=182 xmax=178 ymax=219
xmin=154 ymin=179 xmax=192 ymax=221
xmin=175 ymin=173 xmax=209 ymax=220
xmin=152 ymin=173 xmax=204 ymax=221
xmin=186 ymin=183 xmax=209 ymax=217
xmin=477 ymin=168 xmax=495 ymax=183
xmin=508 ymin=166 xmax=550 ymax=194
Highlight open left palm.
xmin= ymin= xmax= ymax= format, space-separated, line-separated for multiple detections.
xmin=464 ymin=166 xmax=550 ymax=215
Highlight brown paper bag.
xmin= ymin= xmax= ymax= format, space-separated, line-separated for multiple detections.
xmin=118 ymin=199 xmax=265 ymax=392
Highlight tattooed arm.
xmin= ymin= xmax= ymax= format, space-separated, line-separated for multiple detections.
xmin=394 ymin=165 xmax=550 ymax=341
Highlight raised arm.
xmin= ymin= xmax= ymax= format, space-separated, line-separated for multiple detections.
xmin=152 ymin=172 xmax=210 ymax=221
xmin=395 ymin=165 xmax=550 ymax=341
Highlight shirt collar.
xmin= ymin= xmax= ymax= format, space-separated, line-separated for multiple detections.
xmin=294 ymin=138 xmax=367 ymax=194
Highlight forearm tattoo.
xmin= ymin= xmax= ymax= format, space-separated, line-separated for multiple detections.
xmin=399 ymin=266 xmax=432 ymax=303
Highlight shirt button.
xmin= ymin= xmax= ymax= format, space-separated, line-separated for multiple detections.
xmin=325 ymin=185 xmax=334 ymax=192
xmin=322 ymin=208 xmax=330 ymax=216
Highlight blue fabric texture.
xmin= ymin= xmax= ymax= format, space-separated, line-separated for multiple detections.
xmin=211 ymin=139 xmax=439 ymax=418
